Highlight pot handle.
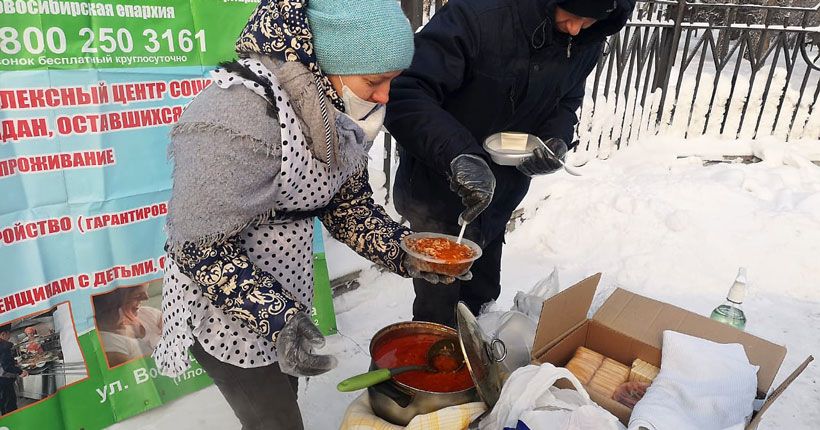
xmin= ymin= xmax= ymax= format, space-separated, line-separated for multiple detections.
xmin=489 ymin=338 xmax=507 ymax=362
xmin=370 ymin=381 xmax=415 ymax=408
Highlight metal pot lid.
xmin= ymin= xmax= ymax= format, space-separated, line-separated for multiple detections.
xmin=455 ymin=302 xmax=508 ymax=408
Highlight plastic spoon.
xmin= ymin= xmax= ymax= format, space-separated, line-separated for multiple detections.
xmin=336 ymin=338 xmax=464 ymax=392
xmin=532 ymin=135 xmax=583 ymax=177
xmin=456 ymin=220 xmax=468 ymax=245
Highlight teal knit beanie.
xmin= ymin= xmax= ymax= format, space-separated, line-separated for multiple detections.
xmin=307 ymin=0 xmax=415 ymax=75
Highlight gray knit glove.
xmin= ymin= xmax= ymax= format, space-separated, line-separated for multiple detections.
xmin=404 ymin=256 xmax=474 ymax=284
xmin=276 ymin=312 xmax=338 ymax=377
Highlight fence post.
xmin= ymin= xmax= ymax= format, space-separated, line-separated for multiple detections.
xmin=655 ymin=0 xmax=688 ymax=124
xmin=383 ymin=133 xmax=393 ymax=203
xmin=401 ymin=0 xmax=424 ymax=31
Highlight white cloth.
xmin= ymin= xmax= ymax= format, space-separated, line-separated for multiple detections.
xmin=100 ymin=307 xmax=162 ymax=359
xmin=154 ymin=60 xmax=358 ymax=376
xmin=628 ymin=331 xmax=759 ymax=430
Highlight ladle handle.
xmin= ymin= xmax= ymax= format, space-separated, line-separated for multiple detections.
xmin=337 ymin=369 xmax=393 ymax=392
xmin=337 ymin=366 xmax=424 ymax=392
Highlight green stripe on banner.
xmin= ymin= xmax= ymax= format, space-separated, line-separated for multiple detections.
xmin=312 ymin=252 xmax=337 ymax=336
xmin=0 ymin=331 xmax=212 ymax=429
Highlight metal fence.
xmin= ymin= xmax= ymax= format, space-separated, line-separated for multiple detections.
xmin=392 ymin=0 xmax=819 ymax=151
xmin=581 ymin=0 xmax=820 ymax=157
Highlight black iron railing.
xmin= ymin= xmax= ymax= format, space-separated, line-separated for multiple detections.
xmin=583 ymin=0 xmax=820 ymax=155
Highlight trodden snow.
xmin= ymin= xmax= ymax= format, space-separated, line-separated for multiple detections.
xmin=110 ymin=137 xmax=820 ymax=429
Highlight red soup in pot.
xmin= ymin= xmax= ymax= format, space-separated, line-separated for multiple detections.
xmin=373 ymin=333 xmax=474 ymax=393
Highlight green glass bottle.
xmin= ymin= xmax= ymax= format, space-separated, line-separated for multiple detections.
xmin=710 ymin=268 xmax=747 ymax=331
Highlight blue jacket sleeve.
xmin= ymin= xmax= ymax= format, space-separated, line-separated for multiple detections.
xmin=170 ymin=238 xmax=307 ymax=342
xmin=385 ymin=0 xmax=486 ymax=175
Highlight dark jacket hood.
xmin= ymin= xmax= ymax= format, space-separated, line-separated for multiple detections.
xmin=525 ymin=0 xmax=636 ymax=47
xmin=570 ymin=0 xmax=636 ymax=41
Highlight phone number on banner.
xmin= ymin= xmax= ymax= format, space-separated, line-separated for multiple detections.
xmin=0 ymin=27 xmax=207 ymax=66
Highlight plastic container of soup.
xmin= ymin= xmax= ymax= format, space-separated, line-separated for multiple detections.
xmin=400 ymin=232 xmax=482 ymax=277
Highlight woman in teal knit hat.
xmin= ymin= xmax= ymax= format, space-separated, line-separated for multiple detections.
xmin=152 ymin=1 xmax=461 ymax=428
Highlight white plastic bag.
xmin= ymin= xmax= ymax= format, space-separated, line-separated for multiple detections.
xmin=480 ymin=364 xmax=624 ymax=430
xmin=512 ymin=266 xmax=560 ymax=320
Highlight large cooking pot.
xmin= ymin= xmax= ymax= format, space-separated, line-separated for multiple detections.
xmin=367 ymin=304 xmax=509 ymax=426
xmin=367 ymin=321 xmax=478 ymax=426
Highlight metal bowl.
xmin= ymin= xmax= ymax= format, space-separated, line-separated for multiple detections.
xmin=367 ymin=322 xmax=479 ymax=426
xmin=401 ymin=232 xmax=482 ymax=277
xmin=482 ymin=132 xmax=539 ymax=166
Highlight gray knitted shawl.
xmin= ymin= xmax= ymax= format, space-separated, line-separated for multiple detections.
xmin=165 ymin=57 xmax=368 ymax=252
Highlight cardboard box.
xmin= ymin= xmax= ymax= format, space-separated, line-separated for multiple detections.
xmin=530 ymin=273 xmax=813 ymax=429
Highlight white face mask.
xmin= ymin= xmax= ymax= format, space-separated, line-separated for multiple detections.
xmin=340 ymin=77 xmax=385 ymax=142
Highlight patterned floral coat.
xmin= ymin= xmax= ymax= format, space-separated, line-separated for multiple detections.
xmin=165 ymin=56 xmax=410 ymax=346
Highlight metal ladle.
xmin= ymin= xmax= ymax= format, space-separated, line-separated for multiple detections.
xmin=337 ymin=338 xmax=465 ymax=392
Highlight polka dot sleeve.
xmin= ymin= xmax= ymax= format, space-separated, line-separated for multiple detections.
xmin=319 ymin=167 xmax=412 ymax=277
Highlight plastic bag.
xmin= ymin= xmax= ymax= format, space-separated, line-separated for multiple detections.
xmin=477 ymin=309 xmax=538 ymax=373
xmin=512 ymin=267 xmax=560 ymax=320
xmin=480 ymin=364 xmax=624 ymax=430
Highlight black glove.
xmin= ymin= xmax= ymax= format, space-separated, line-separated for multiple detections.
xmin=404 ymin=255 xmax=474 ymax=284
xmin=517 ymin=138 xmax=568 ymax=176
xmin=449 ymin=154 xmax=496 ymax=223
xmin=276 ymin=312 xmax=338 ymax=377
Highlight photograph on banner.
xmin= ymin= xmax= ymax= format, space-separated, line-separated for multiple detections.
xmin=1 ymin=302 xmax=88 ymax=417
xmin=92 ymin=280 xmax=163 ymax=369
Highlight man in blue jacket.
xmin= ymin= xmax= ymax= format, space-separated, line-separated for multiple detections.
xmin=386 ymin=0 xmax=635 ymax=326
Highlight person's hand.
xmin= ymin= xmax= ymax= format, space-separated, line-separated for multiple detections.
xmin=20 ymin=371 xmax=28 ymax=378
xmin=517 ymin=138 xmax=568 ymax=176
xmin=276 ymin=312 xmax=337 ymax=377
xmin=449 ymin=154 xmax=496 ymax=223
xmin=404 ymin=255 xmax=473 ymax=284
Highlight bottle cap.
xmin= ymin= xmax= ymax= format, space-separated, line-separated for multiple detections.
xmin=727 ymin=267 xmax=747 ymax=304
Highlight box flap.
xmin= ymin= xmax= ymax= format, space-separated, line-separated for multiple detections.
xmin=747 ymin=355 xmax=814 ymax=429
xmin=592 ymin=288 xmax=787 ymax=392
xmin=532 ymin=273 xmax=600 ymax=356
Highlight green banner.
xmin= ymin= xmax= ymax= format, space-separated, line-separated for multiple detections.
xmin=0 ymin=0 xmax=257 ymax=71
xmin=1 ymin=1 xmax=338 ymax=428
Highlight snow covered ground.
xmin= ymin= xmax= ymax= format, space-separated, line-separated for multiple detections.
xmin=111 ymin=137 xmax=820 ymax=430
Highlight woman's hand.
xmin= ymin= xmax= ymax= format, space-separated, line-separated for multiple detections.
xmin=403 ymin=256 xmax=473 ymax=284
xmin=276 ymin=312 xmax=338 ymax=377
